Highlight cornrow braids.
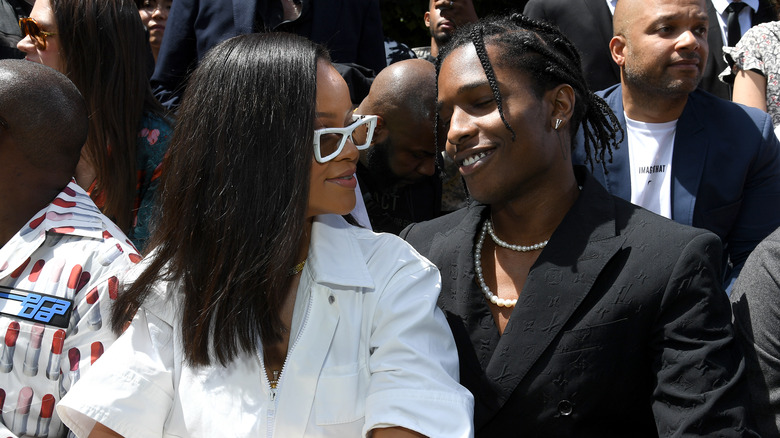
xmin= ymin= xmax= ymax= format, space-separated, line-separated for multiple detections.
xmin=471 ymin=26 xmax=516 ymax=141
xmin=434 ymin=42 xmax=473 ymax=205
xmin=436 ymin=12 xmax=623 ymax=172
xmin=432 ymin=59 xmax=472 ymax=205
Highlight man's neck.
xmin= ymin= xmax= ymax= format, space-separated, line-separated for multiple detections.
xmin=622 ymin=84 xmax=689 ymax=123
xmin=0 ymin=182 xmax=63 ymax=248
xmin=430 ymin=38 xmax=439 ymax=58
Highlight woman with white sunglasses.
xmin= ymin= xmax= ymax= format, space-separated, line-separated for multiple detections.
xmin=55 ymin=32 xmax=474 ymax=438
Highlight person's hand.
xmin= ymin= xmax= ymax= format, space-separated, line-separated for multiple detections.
xmin=433 ymin=0 xmax=478 ymax=27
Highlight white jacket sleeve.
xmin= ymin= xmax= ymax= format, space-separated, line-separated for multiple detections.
xmin=363 ymin=261 xmax=474 ymax=438
xmin=55 ymin=306 xmax=175 ymax=438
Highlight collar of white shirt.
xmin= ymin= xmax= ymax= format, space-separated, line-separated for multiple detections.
xmin=308 ymin=214 xmax=376 ymax=290
xmin=711 ymin=0 xmax=759 ymax=16
xmin=606 ymin=0 xmax=618 ymax=15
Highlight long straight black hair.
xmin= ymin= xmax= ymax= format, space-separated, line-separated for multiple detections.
xmin=111 ymin=33 xmax=330 ymax=366
xmin=52 ymin=0 xmax=166 ymax=232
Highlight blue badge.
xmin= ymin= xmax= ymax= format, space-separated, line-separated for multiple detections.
xmin=0 ymin=286 xmax=73 ymax=328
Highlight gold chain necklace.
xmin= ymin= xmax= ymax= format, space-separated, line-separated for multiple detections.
xmin=288 ymin=258 xmax=306 ymax=276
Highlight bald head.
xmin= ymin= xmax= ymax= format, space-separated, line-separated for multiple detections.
xmin=359 ymin=59 xmax=437 ymax=122
xmin=357 ymin=59 xmax=439 ymax=185
xmin=614 ymin=0 xmax=708 ymax=36
xmin=610 ymin=0 xmax=709 ymax=122
xmin=0 ymin=60 xmax=88 ymax=175
xmin=612 ymin=0 xmax=638 ymax=37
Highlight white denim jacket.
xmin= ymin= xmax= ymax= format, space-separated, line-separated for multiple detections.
xmin=57 ymin=214 xmax=474 ymax=437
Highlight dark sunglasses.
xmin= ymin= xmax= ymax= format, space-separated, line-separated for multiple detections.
xmin=19 ymin=17 xmax=57 ymax=50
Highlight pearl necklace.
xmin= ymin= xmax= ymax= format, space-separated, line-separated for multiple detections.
xmin=475 ymin=220 xmax=549 ymax=307
xmin=486 ymin=219 xmax=548 ymax=252
xmin=475 ymin=221 xmax=517 ymax=307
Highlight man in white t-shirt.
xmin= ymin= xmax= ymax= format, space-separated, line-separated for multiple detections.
xmin=573 ymin=0 xmax=780 ymax=291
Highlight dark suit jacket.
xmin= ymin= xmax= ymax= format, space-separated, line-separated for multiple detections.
xmin=702 ymin=0 xmax=776 ymax=99
xmin=575 ymin=84 xmax=780 ymax=289
xmin=731 ymin=226 xmax=780 ymax=438
xmin=151 ymin=0 xmax=385 ymax=108
xmin=0 ymin=0 xmax=31 ymax=60
xmin=401 ymin=167 xmax=755 ymax=437
xmin=523 ymin=0 xmax=620 ymax=91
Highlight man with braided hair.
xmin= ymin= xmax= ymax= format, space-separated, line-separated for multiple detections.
xmin=401 ymin=12 xmax=756 ymax=437
xmin=574 ymin=0 xmax=780 ymax=291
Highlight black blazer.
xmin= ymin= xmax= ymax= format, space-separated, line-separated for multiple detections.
xmin=702 ymin=0 xmax=776 ymax=99
xmin=401 ymin=168 xmax=755 ymax=437
xmin=523 ymin=0 xmax=619 ymax=91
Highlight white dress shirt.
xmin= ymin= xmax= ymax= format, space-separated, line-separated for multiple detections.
xmin=711 ymin=0 xmax=760 ymax=46
xmin=606 ymin=0 xmax=618 ymax=15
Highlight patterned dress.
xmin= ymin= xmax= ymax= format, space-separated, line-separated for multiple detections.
xmin=131 ymin=112 xmax=172 ymax=251
xmin=88 ymin=111 xmax=172 ymax=251
xmin=722 ymin=21 xmax=780 ymax=127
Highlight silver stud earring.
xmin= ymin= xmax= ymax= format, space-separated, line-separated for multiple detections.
xmin=554 ymin=119 xmax=562 ymax=130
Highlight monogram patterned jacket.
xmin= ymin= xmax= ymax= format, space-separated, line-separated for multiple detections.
xmin=401 ymin=166 xmax=757 ymax=437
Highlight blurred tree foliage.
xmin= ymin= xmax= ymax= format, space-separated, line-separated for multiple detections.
xmin=380 ymin=0 xmax=528 ymax=49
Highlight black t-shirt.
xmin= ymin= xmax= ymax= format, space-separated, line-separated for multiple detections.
xmin=357 ymin=162 xmax=442 ymax=235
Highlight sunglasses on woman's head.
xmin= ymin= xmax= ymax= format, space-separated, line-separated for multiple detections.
xmin=19 ymin=17 xmax=57 ymax=50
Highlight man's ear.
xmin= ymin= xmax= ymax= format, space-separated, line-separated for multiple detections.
xmin=547 ymin=84 xmax=575 ymax=132
xmin=610 ymin=35 xmax=627 ymax=67
xmin=371 ymin=116 xmax=388 ymax=144
xmin=424 ymin=11 xmax=432 ymax=29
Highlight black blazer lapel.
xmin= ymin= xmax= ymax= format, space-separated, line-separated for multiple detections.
xmin=671 ymin=93 xmax=707 ymax=226
xmin=584 ymin=0 xmax=620 ymax=81
xmin=429 ymin=206 xmax=506 ymax=423
xmin=480 ymin=171 xmax=628 ymax=420
xmin=430 ymin=205 xmax=496 ymax=364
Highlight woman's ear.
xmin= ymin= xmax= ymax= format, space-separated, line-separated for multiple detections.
xmin=548 ymin=84 xmax=575 ymax=131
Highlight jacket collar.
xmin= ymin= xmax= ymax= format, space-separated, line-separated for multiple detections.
xmin=598 ymin=84 xmax=705 ymax=226
xmin=0 ymin=181 xmax=108 ymax=280
xmin=307 ymin=214 xmax=375 ymax=290
xmin=431 ymin=168 xmax=627 ymax=425
xmin=598 ymin=84 xmax=632 ymax=201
